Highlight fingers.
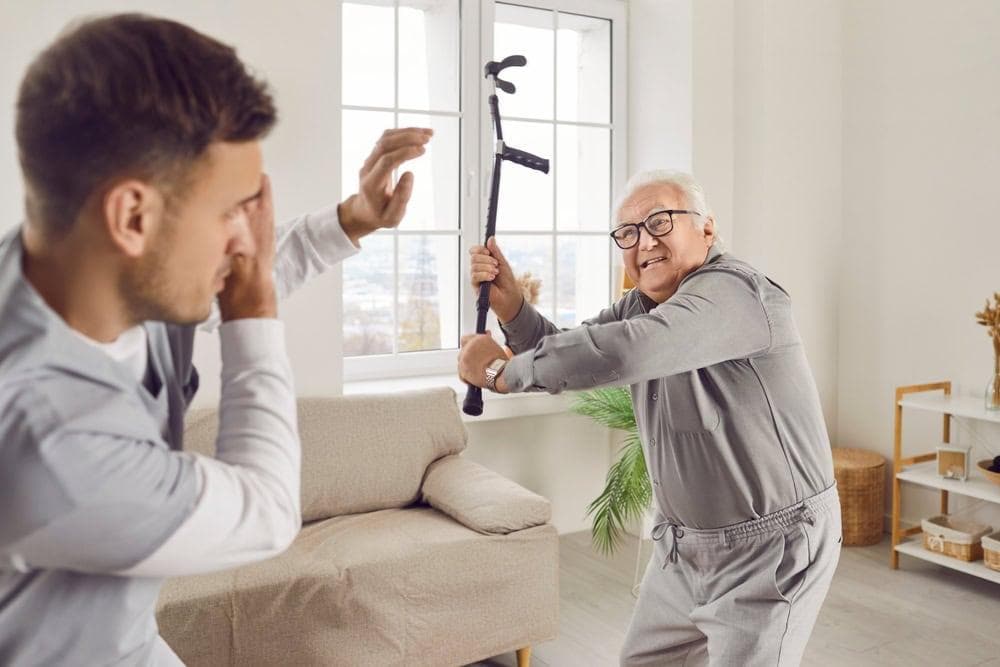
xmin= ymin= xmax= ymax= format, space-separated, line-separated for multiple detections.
xmin=471 ymin=271 xmax=497 ymax=288
xmin=364 ymin=144 xmax=427 ymax=191
xmin=470 ymin=253 xmax=498 ymax=270
xmin=469 ymin=245 xmax=500 ymax=268
xmin=380 ymin=171 xmax=414 ymax=229
xmin=242 ymin=173 xmax=275 ymax=262
xmin=361 ymin=127 xmax=433 ymax=177
xmin=469 ymin=244 xmax=500 ymax=287
xmin=257 ymin=174 xmax=274 ymax=234
xmin=470 ymin=256 xmax=498 ymax=286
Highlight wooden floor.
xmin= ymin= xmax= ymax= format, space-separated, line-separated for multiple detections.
xmin=470 ymin=532 xmax=1000 ymax=667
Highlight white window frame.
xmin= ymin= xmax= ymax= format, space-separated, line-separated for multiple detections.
xmin=343 ymin=0 xmax=627 ymax=382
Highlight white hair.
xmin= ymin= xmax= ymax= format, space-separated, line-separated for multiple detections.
xmin=613 ymin=169 xmax=724 ymax=250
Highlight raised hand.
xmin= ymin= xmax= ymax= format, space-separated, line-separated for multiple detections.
xmin=338 ymin=127 xmax=433 ymax=245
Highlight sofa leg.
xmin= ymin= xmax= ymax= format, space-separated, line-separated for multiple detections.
xmin=516 ymin=646 xmax=531 ymax=667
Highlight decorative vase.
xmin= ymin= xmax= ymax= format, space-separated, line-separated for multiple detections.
xmin=986 ymin=351 xmax=1000 ymax=411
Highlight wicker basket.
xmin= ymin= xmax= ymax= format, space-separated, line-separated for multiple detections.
xmin=983 ymin=531 xmax=1000 ymax=572
xmin=921 ymin=515 xmax=992 ymax=562
xmin=832 ymin=447 xmax=885 ymax=545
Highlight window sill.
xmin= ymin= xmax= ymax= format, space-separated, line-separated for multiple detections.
xmin=343 ymin=374 xmax=575 ymax=422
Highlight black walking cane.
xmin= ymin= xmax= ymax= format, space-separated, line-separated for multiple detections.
xmin=463 ymin=55 xmax=550 ymax=417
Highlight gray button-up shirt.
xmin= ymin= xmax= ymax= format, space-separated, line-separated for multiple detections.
xmin=501 ymin=245 xmax=834 ymax=529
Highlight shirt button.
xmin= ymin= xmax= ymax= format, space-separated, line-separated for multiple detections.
xmin=651 ymin=392 xmax=658 ymax=400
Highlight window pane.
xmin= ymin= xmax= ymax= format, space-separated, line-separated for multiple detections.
xmin=556 ymin=125 xmax=610 ymax=231
xmin=498 ymin=234 xmax=555 ymax=323
xmin=556 ymin=13 xmax=611 ymax=124
xmin=399 ymin=0 xmax=460 ymax=112
xmin=398 ymin=235 xmax=459 ymax=352
xmin=342 ymin=110 xmax=394 ymax=211
xmin=343 ymin=1 xmax=395 ymax=108
xmin=557 ymin=236 xmax=611 ymax=329
xmin=397 ymin=113 xmax=459 ymax=232
xmin=494 ymin=4 xmax=554 ymax=121
xmin=344 ymin=234 xmax=394 ymax=356
xmin=496 ymin=121 xmax=554 ymax=233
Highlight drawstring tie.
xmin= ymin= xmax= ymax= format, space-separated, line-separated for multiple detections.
xmin=800 ymin=506 xmax=816 ymax=526
xmin=651 ymin=518 xmax=684 ymax=568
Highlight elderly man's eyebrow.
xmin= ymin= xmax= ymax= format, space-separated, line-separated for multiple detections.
xmin=618 ymin=206 xmax=671 ymax=225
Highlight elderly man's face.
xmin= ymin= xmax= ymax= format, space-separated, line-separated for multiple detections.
xmin=616 ymin=183 xmax=715 ymax=304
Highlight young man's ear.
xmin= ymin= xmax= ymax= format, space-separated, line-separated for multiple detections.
xmin=102 ymin=180 xmax=164 ymax=258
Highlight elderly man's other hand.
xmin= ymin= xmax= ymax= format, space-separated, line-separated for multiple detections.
xmin=338 ymin=127 xmax=433 ymax=246
xmin=469 ymin=237 xmax=523 ymax=323
xmin=458 ymin=333 xmax=510 ymax=394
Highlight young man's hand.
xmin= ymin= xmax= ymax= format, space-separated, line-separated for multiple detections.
xmin=338 ymin=127 xmax=433 ymax=246
xmin=219 ymin=174 xmax=277 ymax=321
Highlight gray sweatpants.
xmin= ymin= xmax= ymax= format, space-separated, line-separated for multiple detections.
xmin=620 ymin=485 xmax=842 ymax=666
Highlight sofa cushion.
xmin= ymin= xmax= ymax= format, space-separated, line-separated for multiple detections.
xmin=182 ymin=387 xmax=468 ymax=522
xmin=421 ymin=455 xmax=552 ymax=534
xmin=157 ymin=507 xmax=559 ymax=667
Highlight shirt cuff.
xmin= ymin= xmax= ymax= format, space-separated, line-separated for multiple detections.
xmin=303 ymin=203 xmax=361 ymax=261
xmin=501 ymin=350 xmax=536 ymax=393
xmin=220 ymin=319 xmax=287 ymax=368
xmin=499 ymin=300 xmax=537 ymax=346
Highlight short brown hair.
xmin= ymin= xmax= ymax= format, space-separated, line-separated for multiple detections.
xmin=16 ymin=14 xmax=277 ymax=235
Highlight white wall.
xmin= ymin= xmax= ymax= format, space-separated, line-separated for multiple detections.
xmin=627 ymin=0 xmax=692 ymax=175
xmin=0 ymin=0 xmax=345 ymax=402
xmin=693 ymin=0 xmax=843 ymax=442
xmin=691 ymin=0 xmax=734 ymax=238
xmin=840 ymin=0 xmax=1000 ymax=525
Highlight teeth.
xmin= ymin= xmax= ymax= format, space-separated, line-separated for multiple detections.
xmin=642 ymin=257 xmax=665 ymax=269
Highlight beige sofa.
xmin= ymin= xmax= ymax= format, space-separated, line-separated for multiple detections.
xmin=156 ymin=387 xmax=559 ymax=666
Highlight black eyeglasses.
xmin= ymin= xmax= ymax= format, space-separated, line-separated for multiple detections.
xmin=609 ymin=209 xmax=703 ymax=249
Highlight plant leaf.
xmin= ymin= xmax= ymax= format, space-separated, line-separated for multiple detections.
xmin=586 ymin=432 xmax=651 ymax=555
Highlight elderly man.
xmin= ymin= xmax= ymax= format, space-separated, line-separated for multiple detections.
xmin=459 ymin=170 xmax=840 ymax=666
xmin=0 ymin=14 xmax=429 ymax=665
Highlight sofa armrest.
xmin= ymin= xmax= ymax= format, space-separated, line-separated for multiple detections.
xmin=421 ymin=455 xmax=551 ymax=535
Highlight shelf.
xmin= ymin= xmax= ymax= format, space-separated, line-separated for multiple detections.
xmin=897 ymin=461 xmax=1000 ymax=504
xmin=894 ymin=537 xmax=1000 ymax=585
xmin=898 ymin=393 xmax=1000 ymax=423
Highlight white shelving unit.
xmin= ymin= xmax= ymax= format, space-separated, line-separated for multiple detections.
xmin=899 ymin=393 xmax=1000 ymax=424
xmin=891 ymin=382 xmax=1000 ymax=584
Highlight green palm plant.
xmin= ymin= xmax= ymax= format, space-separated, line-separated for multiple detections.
xmin=571 ymin=387 xmax=651 ymax=555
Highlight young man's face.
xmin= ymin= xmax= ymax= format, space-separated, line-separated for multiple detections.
xmin=125 ymin=141 xmax=262 ymax=324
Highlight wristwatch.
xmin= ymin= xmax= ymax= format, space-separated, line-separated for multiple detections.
xmin=485 ymin=358 xmax=507 ymax=392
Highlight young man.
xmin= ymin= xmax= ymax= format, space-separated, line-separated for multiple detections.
xmin=0 ymin=14 xmax=430 ymax=665
xmin=460 ymin=171 xmax=841 ymax=665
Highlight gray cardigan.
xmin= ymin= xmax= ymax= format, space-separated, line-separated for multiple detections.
xmin=501 ymin=245 xmax=835 ymax=529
